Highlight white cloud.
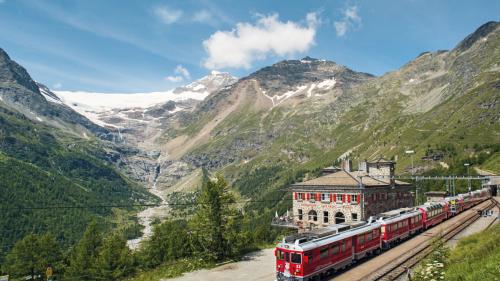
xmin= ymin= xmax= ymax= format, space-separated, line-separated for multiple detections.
xmin=334 ymin=21 xmax=348 ymax=37
xmin=53 ymin=82 xmax=63 ymax=89
xmin=175 ymin=65 xmax=191 ymax=79
xmin=154 ymin=6 xmax=183 ymax=24
xmin=202 ymin=13 xmax=318 ymax=69
xmin=166 ymin=76 xmax=183 ymax=82
xmin=165 ymin=65 xmax=191 ymax=83
xmin=334 ymin=5 xmax=362 ymax=37
xmin=193 ymin=10 xmax=212 ymax=23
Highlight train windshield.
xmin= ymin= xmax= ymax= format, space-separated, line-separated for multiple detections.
xmin=291 ymin=253 xmax=302 ymax=264
xmin=276 ymin=250 xmax=285 ymax=260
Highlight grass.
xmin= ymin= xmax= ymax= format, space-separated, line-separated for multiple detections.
xmin=444 ymin=223 xmax=500 ymax=281
xmin=127 ymin=258 xmax=213 ymax=281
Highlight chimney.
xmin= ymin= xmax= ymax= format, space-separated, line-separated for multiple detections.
xmin=358 ymin=160 xmax=368 ymax=173
xmin=341 ymin=159 xmax=353 ymax=172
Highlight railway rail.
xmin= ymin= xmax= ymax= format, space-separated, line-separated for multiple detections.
xmin=359 ymin=199 xmax=497 ymax=281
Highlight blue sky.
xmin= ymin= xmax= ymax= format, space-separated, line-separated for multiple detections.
xmin=0 ymin=0 xmax=498 ymax=92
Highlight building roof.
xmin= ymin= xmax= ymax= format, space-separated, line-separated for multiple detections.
xmin=292 ymin=170 xmax=411 ymax=188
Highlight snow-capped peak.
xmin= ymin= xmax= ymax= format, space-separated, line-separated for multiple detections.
xmin=44 ymin=71 xmax=237 ymax=128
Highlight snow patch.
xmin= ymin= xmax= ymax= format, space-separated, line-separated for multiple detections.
xmin=317 ymin=78 xmax=336 ymax=90
xmin=264 ymin=85 xmax=307 ymax=107
xmin=39 ymin=87 xmax=63 ymax=104
xmin=307 ymin=83 xmax=316 ymax=98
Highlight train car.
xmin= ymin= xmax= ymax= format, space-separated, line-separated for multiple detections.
xmin=445 ymin=196 xmax=461 ymax=217
xmin=275 ymin=222 xmax=381 ymax=281
xmin=379 ymin=208 xmax=422 ymax=249
xmin=459 ymin=193 xmax=473 ymax=210
xmin=418 ymin=202 xmax=447 ymax=229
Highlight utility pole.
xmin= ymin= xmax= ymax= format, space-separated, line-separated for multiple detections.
xmin=406 ymin=150 xmax=417 ymax=205
xmin=464 ymin=163 xmax=471 ymax=193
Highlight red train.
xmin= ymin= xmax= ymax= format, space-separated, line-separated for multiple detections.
xmin=275 ymin=188 xmax=491 ymax=281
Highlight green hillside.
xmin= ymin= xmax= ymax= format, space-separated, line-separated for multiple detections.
xmin=0 ymin=106 xmax=156 ymax=261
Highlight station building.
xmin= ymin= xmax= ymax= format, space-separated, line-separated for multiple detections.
xmin=288 ymin=159 xmax=414 ymax=230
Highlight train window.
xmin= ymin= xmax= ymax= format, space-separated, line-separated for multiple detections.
xmin=342 ymin=241 xmax=346 ymax=252
xmin=291 ymin=253 xmax=302 ymax=264
xmin=367 ymin=233 xmax=373 ymax=241
xmin=331 ymin=245 xmax=339 ymax=255
xmin=277 ymin=250 xmax=284 ymax=260
xmin=320 ymin=248 xmax=328 ymax=260
xmin=285 ymin=252 xmax=290 ymax=262
xmin=305 ymin=253 xmax=312 ymax=264
xmin=381 ymin=226 xmax=385 ymax=234
xmin=298 ymin=209 xmax=303 ymax=220
xmin=358 ymin=235 xmax=365 ymax=244
xmin=373 ymin=229 xmax=379 ymax=237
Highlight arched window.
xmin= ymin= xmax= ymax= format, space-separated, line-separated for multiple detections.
xmin=308 ymin=210 xmax=318 ymax=222
xmin=335 ymin=212 xmax=345 ymax=224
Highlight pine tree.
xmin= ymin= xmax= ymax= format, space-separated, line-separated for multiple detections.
xmin=95 ymin=233 xmax=134 ymax=280
xmin=65 ymin=221 xmax=102 ymax=280
xmin=190 ymin=174 xmax=238 ymax=261
xmin=4 ymin=233 xmax=62 ymax=280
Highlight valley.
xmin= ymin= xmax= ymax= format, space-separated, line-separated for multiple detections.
xmin=0 ymin=16 xmax=499 ymax=281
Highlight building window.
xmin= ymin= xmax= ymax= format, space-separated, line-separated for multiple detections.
xmin=298 ymin=209 xmax=303 ymax=220
xmin=321 ymin=193 xmax=329 ymax=202
xmin=297 ymin=193 xmax=304 ymax=200
xmin=352 ymin=213 xmax=358 ymax=221
xmin=336 ymin=194 xmax=342 ymax=202
xmin=323 ymin=211 xmax=329 ymax=223
xmin=310 ymin=193 xmax=316 ymax=201
xmin=308 ymin=210 xmax=318 ymax=222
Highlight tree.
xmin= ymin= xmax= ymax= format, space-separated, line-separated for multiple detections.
xmin=190 ymin=174 xmax=238 ymax=261
xmin=95 ymin=233 xmax=134 ymax=280
xmin=65 ymin=221 xmax=102 ymax=280
xmin=139 ymin=220 xmax=192 ymax=268
xmin=4 ymin=233 xmax=62 ymax=280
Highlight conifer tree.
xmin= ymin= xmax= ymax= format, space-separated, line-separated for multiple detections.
xmin=191 ymin=174 xmax=238 ymax=261
xmin=95 ymin=233 xmax=134 ymax=280
xmin=4 ymin=233 xmax=62 ymax=280
xmin=65 ymin=221 xmax=102 ymax=280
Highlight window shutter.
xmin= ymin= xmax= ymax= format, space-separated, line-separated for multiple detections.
xmin=347 ymin=195 xmax=351 ymax=202
xmin=294 ymin=192 xmax=298 ymax=200
xmin=342 ymin=194 xmax=346 ymax=203
xmin=306 ymin=193 xmax=309 ymax=200
xmin=357 ymin=194 xmax=361 ymax=203
xmin=330 ymin=193 xmax=333 ymax=202
xmin=315 ymin=193 xmax=320 ymax=201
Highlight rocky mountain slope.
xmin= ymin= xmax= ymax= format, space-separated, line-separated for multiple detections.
xmin=148 ymin=21 xmax=499 ymax=206
xmin=0 ymin=21 xmax=498 ymax=254
xmin=0 ymin=49 xmax=158 ymax=258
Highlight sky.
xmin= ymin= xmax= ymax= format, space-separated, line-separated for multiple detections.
xmin=0 ymin=0 xmax=498 ymax=93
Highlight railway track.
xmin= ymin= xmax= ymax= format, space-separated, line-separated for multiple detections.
xmin=330 ymin=199 xmax=497 ymax=281
xmin=363 ymin=199 xmax=497 ymax=281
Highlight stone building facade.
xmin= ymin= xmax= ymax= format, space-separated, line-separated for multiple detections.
xmin=289 ymin=159 xmax=414 ymax=230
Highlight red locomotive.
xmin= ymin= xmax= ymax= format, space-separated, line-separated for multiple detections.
xmin=275 ymin=188 xmax=491 ymax=281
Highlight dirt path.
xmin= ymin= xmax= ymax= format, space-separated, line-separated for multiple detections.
xmin=167 ymin=249 xmax=276 ymax=281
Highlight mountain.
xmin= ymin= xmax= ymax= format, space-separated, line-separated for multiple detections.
xmin=0 ymin=21 xmax=498 ymax=259
xmin=0 ymin=49 xmax=115 ymax=141
xmin=142 ymin=21 xmax=499 ymax=208
xmin=0 ymin=49 xmax=158 ymax=260
xmin=52 ymin=71 xmax=237 ymax=148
